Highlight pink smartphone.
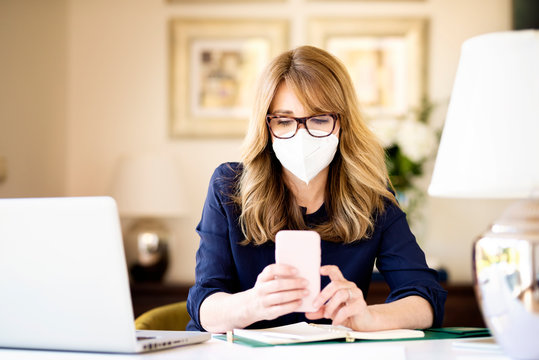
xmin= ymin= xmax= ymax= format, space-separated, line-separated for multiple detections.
xmin=275 ymin=230 xmax=321 ymax=312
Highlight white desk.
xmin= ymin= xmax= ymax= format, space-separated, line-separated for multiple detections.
xmin=0 ymin=337 xmax=509 ymax=360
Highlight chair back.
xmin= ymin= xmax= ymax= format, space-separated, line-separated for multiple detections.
xmin=135 ymin=301 xmax=190 ymax=331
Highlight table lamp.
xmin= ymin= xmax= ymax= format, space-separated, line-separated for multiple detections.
xmin=112 ymin=153 xmax=186 ymax=283
xmin=428 ymin=30 xmax=539 ymax=359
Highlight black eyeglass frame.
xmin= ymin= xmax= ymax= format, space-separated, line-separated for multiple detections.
xmin=265 ymin=113 xmax=339 ymax=139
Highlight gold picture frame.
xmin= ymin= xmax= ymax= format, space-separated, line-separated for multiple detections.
xmin=308 ymin=18 xmax=428 ymax=119
xmin=169 ymin=19 xmax=288 ymax=138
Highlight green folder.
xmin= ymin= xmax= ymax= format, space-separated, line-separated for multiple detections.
xmin=215 ymin=327 xmax=491 ymax=347
xmin=424 ymin=327 xmax=491 ymax=338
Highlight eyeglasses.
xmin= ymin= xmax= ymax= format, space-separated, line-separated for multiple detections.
xmin=266 ymin=113 xmax=339 ymax=139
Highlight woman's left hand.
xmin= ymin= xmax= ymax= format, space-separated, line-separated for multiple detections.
xmin=305 ymin=265 xmax=375 ymax=331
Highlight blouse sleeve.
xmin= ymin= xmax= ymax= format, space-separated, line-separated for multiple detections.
xmin=375 ymin=203 xmax=448 ymax=328
xmin=186 ymin=164 xmax=239 ymax=331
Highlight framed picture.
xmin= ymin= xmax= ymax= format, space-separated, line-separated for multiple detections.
xmin=170 ymin=19 xmax=288 ymax=138
xmin=307 ymin=18 xmax=428 ymax=119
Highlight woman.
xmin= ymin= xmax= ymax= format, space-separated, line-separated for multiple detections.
xmin=186 ymin=46 xmax=446 ymax=333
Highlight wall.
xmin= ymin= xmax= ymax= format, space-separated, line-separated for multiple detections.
xmin=1 ymin=0 xmax=512 ymax=284
xmin=0 ymin=0 xmax=68 ymax=198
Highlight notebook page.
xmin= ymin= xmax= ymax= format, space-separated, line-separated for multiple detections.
xmin=233 ymin=322 xmax=346 ymax=345
xmin=310 ymin=323 xmax=424 ymax=340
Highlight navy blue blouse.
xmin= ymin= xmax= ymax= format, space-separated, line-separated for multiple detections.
xmin=186 ymin=162 xmax=447 ymax=331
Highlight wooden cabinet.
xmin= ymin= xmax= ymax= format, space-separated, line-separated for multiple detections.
xmin=440 ymin=284 xmax=485 ymax=327
xmin=131 ymin=282 xmax=485 ymax=327
xmin=130 ymin=283 xmax=190 ymax=318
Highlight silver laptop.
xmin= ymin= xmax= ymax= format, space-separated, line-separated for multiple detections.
xmin=0 ymin=196 xmax=210 ymax=353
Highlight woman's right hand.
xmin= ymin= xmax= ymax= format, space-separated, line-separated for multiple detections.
xmin=246 ymin=263 xmax=309 ymax=323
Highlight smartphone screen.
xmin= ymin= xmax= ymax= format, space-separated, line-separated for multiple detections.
xmin=275 ymin=230 xmax=321 ymax=312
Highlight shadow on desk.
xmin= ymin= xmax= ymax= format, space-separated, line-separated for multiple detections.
xmin=130 ymin=281 xmax=485 ymax=328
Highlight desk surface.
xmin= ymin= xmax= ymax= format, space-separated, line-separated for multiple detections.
xmin=0 ymin=337 xmax=509 ymax=360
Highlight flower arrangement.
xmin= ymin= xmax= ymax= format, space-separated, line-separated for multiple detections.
xmin=368 ymin=98 xmax=439 ymax=219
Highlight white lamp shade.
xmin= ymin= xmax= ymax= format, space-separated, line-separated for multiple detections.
xmin=428 ymin=30 xmax=539 ymax=198
xmin=112 ymin=153 xmax=187 ymax=217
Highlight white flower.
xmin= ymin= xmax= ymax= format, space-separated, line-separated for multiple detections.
xmin=396 ymin=119 xmax=437 ymax=162
xmin=369 ymin=117 xmax=400 ymax=148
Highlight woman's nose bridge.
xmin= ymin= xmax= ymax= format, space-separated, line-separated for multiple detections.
xmin=296 ymin=117 xmax=307 ymax=129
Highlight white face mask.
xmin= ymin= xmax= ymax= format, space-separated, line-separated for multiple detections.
xmin=272 ymin=129 xmax=339 ymax=184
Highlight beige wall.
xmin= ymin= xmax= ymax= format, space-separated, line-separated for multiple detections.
xmin=0 ymin=0 xmax=68 ymax=198
xmin=1 ymin=0 xmax=512 ymax=284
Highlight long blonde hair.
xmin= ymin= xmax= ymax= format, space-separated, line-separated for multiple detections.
xmin=236 ymin=45 xmax=397 ymax=245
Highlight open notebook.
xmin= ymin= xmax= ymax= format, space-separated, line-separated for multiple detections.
xmin=0 ymin=196 xmax=210 ymax=353
xmin=233 ymin=322 xmax=424 ymax=345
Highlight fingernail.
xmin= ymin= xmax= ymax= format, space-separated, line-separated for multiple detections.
xmin=303 ymin=290 xmax=309 ymax=296
xmin=302 ymin=279 xmax=308 ymax=286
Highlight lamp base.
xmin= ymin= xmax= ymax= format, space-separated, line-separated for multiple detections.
xmin=473 ymin=198 xmax=539 ymax=360
xmin=130 ymin=259 xmax=168 ymax=283
xmin=126 ymin=218 xmax=170 ymax=283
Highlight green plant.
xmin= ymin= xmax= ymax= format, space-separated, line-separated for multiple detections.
xmin=369 ymin=97 xmax=439 ymax=216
